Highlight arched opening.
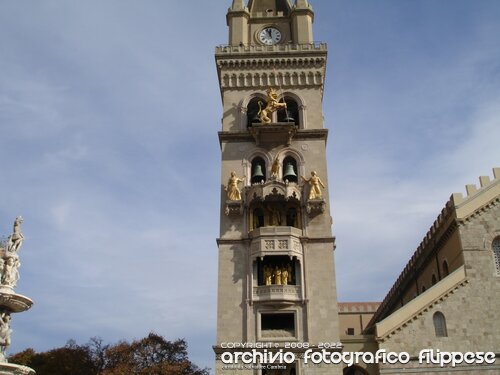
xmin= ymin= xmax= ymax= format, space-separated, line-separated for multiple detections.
xmin=249 ymin=200 xmax=301 ymax=231
xmin=421 ymin=285 xmax=426 ymax=293
xmin=442 ymin=260 xmax=449 ymax=277
xmin=286 ymin=207 xmax=298 ymax=227
xmin=277 ymin=96 xmax=299 ymax=126
xmin=253 ymin=207 xmax=265 ymax=229
xmin=432 ymin=274 xmax=437 ymax=285
xmin=493 ymin=237 xmax=500 ymax=275
xmin=247 ymin=97 xmax=262 ymax=127
xmin=282 ymin=156 xmax=298 ymax=183
xmin=251 ymin=157 xmax=266 ymax=184
xmin=433 ymin=311 xmax=448 ymax=337
xmin=256 ymin=256 xmax=299 ymax=286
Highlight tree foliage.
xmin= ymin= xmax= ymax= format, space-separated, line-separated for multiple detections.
xmin=9 ymin=333 xmax=209 ymax=375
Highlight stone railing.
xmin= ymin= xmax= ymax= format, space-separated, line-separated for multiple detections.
xmin=253 ymin=285 xmax=301 ymax=303
xmin=250 ymin=226 xmax=303 ymax=258
xmin=215 ymin=42 xmax=327 ymax=55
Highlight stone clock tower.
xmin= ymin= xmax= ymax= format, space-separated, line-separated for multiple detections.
xmin=214 ymin=1 xmax=342 ymax=374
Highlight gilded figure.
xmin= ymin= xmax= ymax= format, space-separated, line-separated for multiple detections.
xmin=271 ymin=157 xmax=280 ymax=178
xmin=225 ymin=172 xmax=245 ymax=201
xmin=281 ymin=266 xmax=289 ymax=286
xmin=258 ymin=88 xmax=287 ymax=124
xmin=301 ymin=171 xmax=326 ymax=200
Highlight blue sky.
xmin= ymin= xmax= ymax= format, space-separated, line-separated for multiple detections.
xmin=0 ymin=0 xmax=499 ymax=372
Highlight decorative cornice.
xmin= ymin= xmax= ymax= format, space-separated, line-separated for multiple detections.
xmin=218 ymin=129 xmax=328 ymax=146
xmin=217 ymin=56 xmax=326 ymax=70
xmin=219 ymin=70 xmax=325 ymax=89
xmin=215 ymin=43 xmax=327 ymax=57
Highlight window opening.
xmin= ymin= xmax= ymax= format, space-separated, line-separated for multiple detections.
xmin=433 ymin=312 xmax=448 ymax=337
xmin=261 ymin=313 xmax=295 ymax=338
xmin=442 ymin=260 xmax=449 ymax=277
xmin=257 ymin=256 xmax=297 ymax=286
xmin=247 ymin=97 xmax=262 ymax=128
xmin=277 ymin=97 xmax=299 ymax=126
xmin=282 ymin=156 xmax=298 ymax=183
xmin=251 ymin=157 xmax=266 ymax=184
xmin=493 ymin=237 xmax=500 ymax=275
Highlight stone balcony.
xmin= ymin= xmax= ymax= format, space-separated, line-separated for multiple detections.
xmin=253 ymin=285 xmax=302 ymax=303
xmin=249 ymin=226 xmax=303 ymax=259
xmin=246 ymin=179 xmax=301 ymax=203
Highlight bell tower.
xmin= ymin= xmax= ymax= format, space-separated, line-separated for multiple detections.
xmin=215 ymin=1 xmax=342 ymax=374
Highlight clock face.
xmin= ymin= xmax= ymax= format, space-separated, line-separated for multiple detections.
xmin=258 ymin=27 xmax=282 ymax=45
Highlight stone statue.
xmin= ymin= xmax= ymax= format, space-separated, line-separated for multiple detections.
xmin=271 ymin=157 xmax=280 ymax=178
xmin=1 ymin=258 xmax=20 ymax=288
xmin=0 ymin=313 xmax=11 ymax=359
xmin=268 ymin=206 xmax=282 ymax=226
xmin=258 ymin=88 xmax=287 ymax=124
xmin=301 ymin=171 xmax=326 ymax=200
xmin=225 ymin=172 xmax=245 ymax=201
xmin=6 ymin=217 xmax=24 ymax=254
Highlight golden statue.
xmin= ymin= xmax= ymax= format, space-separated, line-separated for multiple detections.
xmin=281 ymin=266 xmax=289 ymax=286
xmin=258 ymin=88 xmax=287 ymax=124
xmin=301 ymin=171 xmax=326 ymax=200
xmin=274 ymin=266 xmax=282 ymax=285
xmin=271 ymin=157 xmax=280 ymax=178
xmin=264 ymin=265 xmax=273 ymax=286
xmin=225 ymin=172 xmax=245 ymax=201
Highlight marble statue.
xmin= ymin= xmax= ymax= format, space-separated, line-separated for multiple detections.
xmin=1 ymin=258 xmax=20 ymax=288
xmin=0 ymin=313 xmax=11 ymax=358
xmin=301 ymin=171 xmax=326 ymax=200
xmin=6 ymin=217 xmax=24 ymax=254
xmin=226 ymin=172 xmax=245 ymax=201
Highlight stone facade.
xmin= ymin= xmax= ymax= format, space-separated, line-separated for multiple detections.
xmin=215 ymin=1 xmax=341 ymax=374
xmin=216 ymin=3 xmax=499 ymax=375
xmin=342 ymin=169 xmax=500 ymax=374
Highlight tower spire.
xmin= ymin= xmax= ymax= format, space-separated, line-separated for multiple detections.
xmin=295 ymin=0 xmax=310 ymax=7
xmin=230 ymin=0 xmax=246 ymax=11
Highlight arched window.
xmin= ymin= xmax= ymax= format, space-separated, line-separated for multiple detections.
xmin=247 ymin=97 xmax=262 ymax=127
xmin=493 ymin=237 xmax=500 ymax=275
xmin=433 ymin=312 xmax=448 ymax=337
xmin=251 ymin=157 xmax=266 ymax=184
xmin=282 ymin=156 xmax=298 ymax=183
xmin=442 ymin=260 xmax=449 ymax=277
xmin=432 ymin=274 xmax=437 ymax=285
xmin=421 ymin=285 xmax=426 ymax=293
xmin=277 ymin=96 xmax=299 ymax=126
